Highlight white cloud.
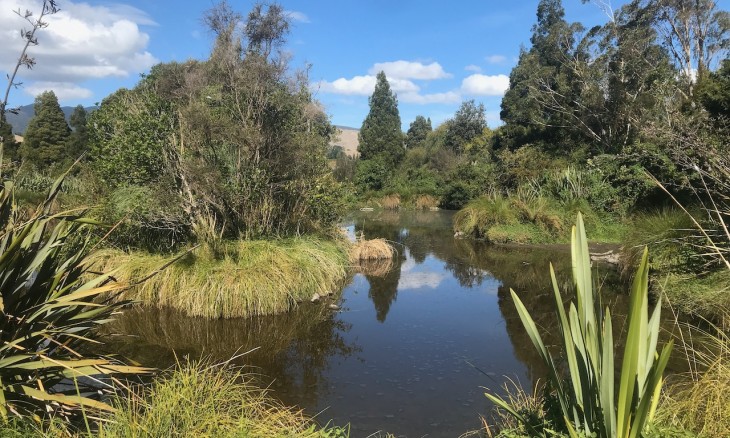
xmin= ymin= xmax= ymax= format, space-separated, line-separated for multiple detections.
xmin=398 ymin=272 xmax=446 ymax=290
xmin=315 ymin=75 xmax=419 ymax=96
xmin=25 ymin=81 xmax=92 ymax=100
xmin=486 ymin=55 xmax=507 ymax=64
xmin=400 ymin=91 xmax=461 ymax=105
xmin=285 ymin=10 xmax=310 ymax=23
xmin=461 ymin=74 xmax=509 ymax=96
xmin=464 ymin=64 xmax=482 ymax=73
xmin=0 ymin=0 xmax=157 ymax=102
xmin=369 ymin=60 xmax=451 ymax=80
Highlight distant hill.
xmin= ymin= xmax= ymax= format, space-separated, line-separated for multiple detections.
xmin=5 ymin=104 xmax=96 ymax=135
xmin=331 ymin=125 xmax=359 ymax=157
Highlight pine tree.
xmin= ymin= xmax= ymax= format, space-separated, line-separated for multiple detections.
xmin=358 ymin=71 xmax=404 ymax=168
xmin=21 ymin=91 xmax=70 ymax=168
xmin=67 ymin=105 xmax=88 ymax=160
xmin=406 ymin=115 xmax=432 ymax=149
xmin=0 ymin=114 xmax=19 ymax=162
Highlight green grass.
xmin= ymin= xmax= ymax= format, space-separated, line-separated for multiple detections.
xmin=0 ymin=362 xmax=351 ymax=438
xmin=454 ymin=195 xmax=625 ymax=244
xmin=89 ymin=237 xmax=350 ymax=318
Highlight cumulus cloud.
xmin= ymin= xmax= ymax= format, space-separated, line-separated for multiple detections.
xmin=285 ymin=10 xmax=310 ymax=23
xmin=400 ymin=91 xmax=461 ymax=105
xmin=0 ymin=0 xmax=157 ymax=102
xmin=461 ymin=74 xmax=509 ymax=96
xmin=315 ymin=75 xmax=419 ymax=96
xmin=464 ymin=64 xmax=482 ymax=72
xmin=398 ymin=272 xmax=446 ymax=290
xmin=25 ymin=81 xmax=93 ymax=100
xmin=369 ymin=60 xmax=451 ymax=80
xmin=486 ymin=54 xmax=507 ymax=64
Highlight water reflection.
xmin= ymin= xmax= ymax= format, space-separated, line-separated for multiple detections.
xmin=108 ymin=210 xmax=640 ymax=437
xmin=104 ymin=302 xmax=358 ymax=407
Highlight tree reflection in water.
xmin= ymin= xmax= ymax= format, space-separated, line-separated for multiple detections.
xmin=104 ymin=302 xmax=359 ymax=408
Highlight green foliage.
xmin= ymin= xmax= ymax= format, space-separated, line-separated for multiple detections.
xmin=66 ymin=105 xmax=88 ymax=160
xmin=697 ymin=58 xmax=730 ymax=118
xmin=0 ymin=114 xmax=19 ymax=163
xmin=444 ymin=100 xmax=488 ymax=154
xmin=89 ymin=87 xmax=172 ymax=187
xmin=486 ymin=213 xmax=673 ymax=438
xmin=20 ymin=91 xmax=71 ymax=169
xmin=405 ymin=115 xmax=431 ymax=149
xmin=88 ymin=4 xmax=341 ymax=242
xmin=358 ymin=71 xmax=405 ymax=168
xmin=0 ymin=171 xmax=146 ymax=422
xmin=355 ymin=157 xmax=390 ymax=192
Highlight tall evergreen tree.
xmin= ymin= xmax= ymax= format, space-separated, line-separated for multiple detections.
xmin=0 ymin=115 xmax=19 ymax=162
xmin=406 ymin=115 xmax=432 ymax=149
xmin=358 ymin=71 xmax=404 ymax=168
xmin=67 ymin=105 xmax=89 ymax=159
xmin=499 ymin=0 xmax=581 ymax=152
xmin=20 ymin=91 xmax=70 ymax=168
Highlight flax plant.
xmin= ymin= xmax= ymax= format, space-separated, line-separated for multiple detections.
xmin=0 ymin=170 xmax=146 ymax=422
xmin=487 ymin=213 xmax=673 ymax=437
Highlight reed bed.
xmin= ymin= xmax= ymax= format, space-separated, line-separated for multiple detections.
xmin=89 ymin=237 xmax=350 ymax=319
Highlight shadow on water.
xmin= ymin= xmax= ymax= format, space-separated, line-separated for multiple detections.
xmin=109 ymin=210 xmax=679 ymax=437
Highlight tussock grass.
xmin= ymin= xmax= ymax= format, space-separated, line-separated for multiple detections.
xmin=454 ymin=195 xmax=624 ymax=244
xmin=414 ymin=194 xmax=439 ymax=209
xmin=657 ymin=322 xmax=730 ymax=437
xmin=381 ymin=194 xmax=401 ymax=210
xmin=99 ymin=361 xmax=344 ymax=438
xmin=89 ymin=237 xmax=349 ymax=318
xmin=349 ymin=238 xmax=396 ymax=262
xmin=349 ymin=238 xmax=396 ymax=277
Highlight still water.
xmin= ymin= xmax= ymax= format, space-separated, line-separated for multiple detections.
xmin=108 ymin=210 xmax=632 ymax=437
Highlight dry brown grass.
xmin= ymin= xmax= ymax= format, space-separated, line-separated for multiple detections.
xmin=381 ymin=194 xmax=401 ymax=210
xmin=349 ymin=238 xmax=397 ymax=277
xmin=414 ymin=194 xmax=440 ymax=209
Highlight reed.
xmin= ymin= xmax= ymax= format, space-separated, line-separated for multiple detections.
xmin=381 ymin=194 xmax=401 ymax=210
xmin=89 ymin=237 xmax=350 ymax=318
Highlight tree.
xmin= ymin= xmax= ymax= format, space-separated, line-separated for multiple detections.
xmin=444 ymin=100 xmax=487 ymax=154
xmin=20 ymin=90 xmax=70 ymax=168
xmin=1 ymin=1 xmax=59 ymax=159
xmin=0 ymin=115 xmax=18 ymax=162
xmin=358 ymin=71 xmax=404 ymax=168
xmin=697 ymin=58 xmax=730 ymax=118
xmin=406 ymin=115 xmax=432 ymax=149
xmin=499 ymin=0 xmax=582 ymax=152
xmin=67 ymin=104 xmax=88 ymax=159
xmin=652 ymin=0 xmax=729 ymax=86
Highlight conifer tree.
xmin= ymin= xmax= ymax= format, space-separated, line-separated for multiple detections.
xmin=21 ymin=91 xmax=70 ymax=168
xmin=0 ymin=115 xmax=19 ymax=162
xmin=67 ymin=105 xmax=88 ymax=159
xmin=358 ymin=71 xmax=404 ymax=168
xmin=406 ymin=115 xmax=432 ymax=149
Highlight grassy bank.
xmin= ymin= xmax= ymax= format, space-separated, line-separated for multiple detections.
xmin=453 ymin=195 xmax=625 ymax=244
xmin=0 ymin=362 xmax=350 ymax=438
xmin=90 ymin=237 xmax=350 ymax=318
xmin=621 ymin=208 xmax=730 ymax=321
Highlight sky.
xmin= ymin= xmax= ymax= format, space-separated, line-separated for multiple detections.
xmin=1 ymin=0 xmax=728 ymax=130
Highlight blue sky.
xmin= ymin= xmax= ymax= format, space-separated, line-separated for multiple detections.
xmin=1 ymin=0 xmax=728 ymax=130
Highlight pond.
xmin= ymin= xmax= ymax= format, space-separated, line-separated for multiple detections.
xmin=108 ymin=210 xmax=641 ymax=437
